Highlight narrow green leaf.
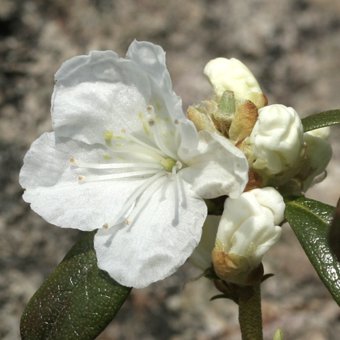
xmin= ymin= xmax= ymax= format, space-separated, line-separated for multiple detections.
xmin=328 ymin=199 xmax=340 ymax=262
xmin=20 ymin=231 xmax=131 ymax=340
xmin=301 ymin=109 xmax=340 ymax=132
xmin=285 ymin=197 xmax=340 ymax=305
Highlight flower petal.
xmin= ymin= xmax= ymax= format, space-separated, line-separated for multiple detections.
xmin=52 ymin=51 xmax=150 ymax=144
xmin=94 ymin=179 xmax=207 ymax=288
xmin=19 ymin=132 xmax=148 ymax=231
xmin=179 ymin=131 xmax=248 ymax=199
xmin=250 ymin=104 xmax=304 ymax=175
xmin=250 ymin=187 xmax=285 ymax=225
xmin=126 ymin=40 xmax=184 ymax=119
xmin=52 ymin=42 xmax=186 ymax=146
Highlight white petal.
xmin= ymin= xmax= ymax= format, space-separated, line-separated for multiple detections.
xmin=190 ymin=215 xmax=220 ymax=271
xmin=180 ymin=131 xmax=248 ymax=199
xmin=215 ymin=189 xmax=283 ymax=260
xmin=19 ymin=132 xmax=148 ymax=231
xmin=216 ymin=192 xmax=261 ymax=249
xmin=250 ymin=104 xmax=304 ymax=175
xmin=52 ymin=50 xmax=150 ymax=144
xmin=229 ymin=213 xmax=280 ymax=259
xmin=250 ymin=187 xmax=285 ymax=225
xmin=176 ymin=119 xmax=200 ymax=159
xmin=52 ymin=44 xmax=186 ymax=146
xmin=126 ymin=40 xmax=184 ymax=120
xmin=94 ymin=179 xmax=207 ymax=288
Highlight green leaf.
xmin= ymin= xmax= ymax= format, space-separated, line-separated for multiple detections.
xmin=301 ymin=109 xmax=340 ymax=132
xmin=328 ymin=199 xmax=340 ymax=262
xmin=285 ymin=197 xmax=340 ymax=305
xmin=20 ymin=231 xmax=131 ymax=340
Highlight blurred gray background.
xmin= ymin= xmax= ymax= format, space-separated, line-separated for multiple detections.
xmin=1 ymin=0 xmax=339 ymax=339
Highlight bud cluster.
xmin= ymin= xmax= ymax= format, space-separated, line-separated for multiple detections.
xmin=189 ymin=57 xmax=332 ymax=285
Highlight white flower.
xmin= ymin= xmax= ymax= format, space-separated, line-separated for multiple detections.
xmin=249 ymin=104 xmax=304 ymax=176
xmin=212 ymin=187 xmax=284 ymax=284
xmin=204 ymin=57 xmax=267 ymax=108
xmin=19 ymin=41 xmax=249 ymax=288
xmin=302 ymin=127 xmax=332 ymax=190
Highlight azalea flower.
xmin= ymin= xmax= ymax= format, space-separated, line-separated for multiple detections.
xmin=19 ymin=41 xmax=249 ymax=288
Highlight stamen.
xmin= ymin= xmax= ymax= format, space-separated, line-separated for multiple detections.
xmin=126 ymin=133 xmax=166 ymax=157
xmin=78 ymin=170 xmax=158 ymax=183
xmin=126 ymin=176 xmax=168 ymax=228
xmin=172 ymin=175 xmax=180 ymax=226
xmin=107 ymin=171 xmax=166 ymax=227
xmin=148 ymin=120 xmax=178 ymax=160
xmin=171 ymin=163 xmax=186 ymax=225
xmin=108 ymin=146 xmax=164 ymax=162
xmin=177 ymin=175 xmax=187 ymax=209
xmin=70 ymin=159 xmax=162 ymax=171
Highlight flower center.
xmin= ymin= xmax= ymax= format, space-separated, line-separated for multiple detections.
xmin=160 ymin=157 xmax=176 ymax=172
xmin=69 ymin=104 xmax=187 ymax=229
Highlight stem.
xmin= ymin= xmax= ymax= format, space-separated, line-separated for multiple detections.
xmin=238 ymin=283 xmax=263 ymax=340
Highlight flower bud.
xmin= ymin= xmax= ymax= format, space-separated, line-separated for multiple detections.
xmin=302 ymin=127 xmax=332 ymax=190
xmin=249 ymin=104 xmax=304 ymax=176
xmin=187 ymin=92 xmax=236 ymax=137
xmin=228 ymin=100 xmax=258 ymax=144
xmin=187 ymin=102 xmax=218 ymax=133
xmin=212 ymin=187 xmax=284 ymax=285
xmin=204 ymin=57 xmax=267 ymax=108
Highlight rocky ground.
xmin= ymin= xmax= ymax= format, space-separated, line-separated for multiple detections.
xmin=0 ymin=0 xmax=339 ymax=339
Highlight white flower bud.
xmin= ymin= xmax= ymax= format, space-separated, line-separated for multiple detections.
xmin=302 ymin=127 xmax=332 ymax=190
xmin=249 ymin=104 xmax=304 ymax=176
xmin=212 ymin=187 xmax=284 ymax=284
xmin=204 ymin=57 xmax=267 ymax=108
